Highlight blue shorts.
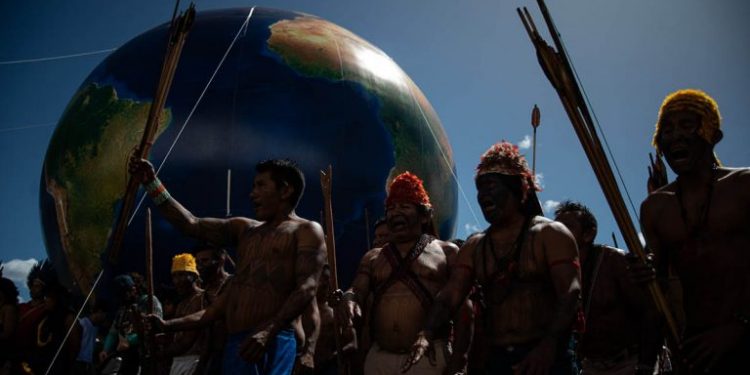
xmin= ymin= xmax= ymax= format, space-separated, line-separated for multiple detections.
xmin=223 ymin=328 xmax=296 ymax=375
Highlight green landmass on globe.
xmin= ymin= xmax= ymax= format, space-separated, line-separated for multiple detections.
xmin=40 ymin=8 xmax=457 ymax=296
xmin=44 ymin=83 xmax=171 ymax=291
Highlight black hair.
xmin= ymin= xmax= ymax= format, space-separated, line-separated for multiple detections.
xmin=0 ymin=277 xmax=19 ymax=305
xmin=555 ymin=200 xmax=598 ymax=235
xmin=27 ymin=259 xmax=57 ymax=289
xmin=256 ymin=159 xmax=306 ymax=207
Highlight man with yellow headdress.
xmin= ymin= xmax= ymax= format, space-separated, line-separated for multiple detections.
xmin=338 ymin=171 xmax=472 ymax=374
xmin=162 ymin=253 xmax=207 ymax=375
xmin=637 ymin=89 xmax=750 ymax=373
xmin=405 ymin=141 xmax=582 ymax=375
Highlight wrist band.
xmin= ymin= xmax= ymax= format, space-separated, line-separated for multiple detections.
xmin=146 ymin=177 xmax=171 ymax=205
xmin=341 ymin=291 xmax=357 ymax=303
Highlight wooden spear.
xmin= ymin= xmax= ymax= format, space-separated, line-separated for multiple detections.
xmin=320 ymin=166 xmax=351 ymax=375
xmin=143 ymin=208 xmax=156 ymax=375
xmin=108 ymin=4 xmax=195 ymax=264
xmin=517 ymin=0 xmax=681 ymax=344
xmin=531 ymin=104 xmax=541 ymax=176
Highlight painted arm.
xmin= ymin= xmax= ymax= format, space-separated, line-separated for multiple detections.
xmin=128 ymin=157 xmax=254 ymax=247
xmin=447 ymin=298 xmax=474 ymax=375
xmin=514 ymin=222 xmax=581 ymax=375
xmin=402 ymin=237 xmax=477 ymax=372
xmin=338 ymin=248 xmax=377 ymax=328
xmin=159 ymin=288 xmax=227 ymax=332
xmin=298 ymin=297 xmax=321 ymax=370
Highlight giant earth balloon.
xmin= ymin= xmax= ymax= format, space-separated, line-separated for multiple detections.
xmin=40 ymin=7 xmax=457 ymax=296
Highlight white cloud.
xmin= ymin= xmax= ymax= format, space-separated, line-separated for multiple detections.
xmin=534 ymin=173 xmax=544 ymax=189
xmin=464 ymin=223 xmax=481 ymax=236
xmin=518 ymin=135 xmax=532 ymax=150
xmin=543 ymin=199 xmax=560 ymax=214
xmin=2 ymin=258 xmax=37 ymax=283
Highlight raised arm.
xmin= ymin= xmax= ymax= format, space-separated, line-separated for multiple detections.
xmin=238 ymin=221 xmax=327 ymax=363
xmin=129 ymin=157 xmax=256 ymax=246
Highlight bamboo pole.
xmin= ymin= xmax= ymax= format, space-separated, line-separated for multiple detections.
xmin=518 ymin=1 xmax=681 ymax=344
xmin=108 ymin=4 xmax=196 ymax=263
xmin=320 ymin=166 xmax=350 ymax=375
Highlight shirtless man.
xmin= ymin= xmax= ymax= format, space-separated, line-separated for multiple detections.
xmin=405 ymin=141 xmax=581 ymax=374
xmin=339 ymin=172 xmax=471 ymax=375
xmin=372 ymin=218 xmax=390 ymax=248
xmin=638 ymin=89 xmax=750 ymax=374
xmin=163 ymin=253 xmax=206 ymax=375
xmin=193 ymin=245 xmax=231 ymax=302
xmin=554 ymin=201 xmax=659 ymax=374
xmin=130 ymin=158 xmax=327 ymax=374
xmin=192 ymin=245 xmax=232 ymax=374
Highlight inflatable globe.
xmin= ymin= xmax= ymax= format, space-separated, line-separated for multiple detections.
xmin=40 ymin=7 xmax=457 ymax=296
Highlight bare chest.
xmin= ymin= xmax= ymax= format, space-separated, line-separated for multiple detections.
xmin=474 ymin=233 xmax=547 ymax=285
xmin=655 ymin=189 xmax=749 ymax=270
xmin=370 ymin=244 xmax=449 ymax=289
xmin=233 ymin=224 xmax=298 ymax=288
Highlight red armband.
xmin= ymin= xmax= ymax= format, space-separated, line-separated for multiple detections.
xmin=548 ymin=258 xmax=580 ymax=269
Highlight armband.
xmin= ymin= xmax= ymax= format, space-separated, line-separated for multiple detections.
xmin=146 ymin=177 xmax=171 ymax=205
xmin=548 ymin=258 xmax=580 ymax=269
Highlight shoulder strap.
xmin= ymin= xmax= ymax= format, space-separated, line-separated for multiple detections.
xmin=371 ymin=235 xmax=435 ymax=313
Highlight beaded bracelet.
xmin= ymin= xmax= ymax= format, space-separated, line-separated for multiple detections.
xmin=146 ymin=177 xmax=171 ymax=205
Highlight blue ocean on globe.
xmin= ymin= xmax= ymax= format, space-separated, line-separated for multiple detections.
xmin=40 ymin=7 xmax=457 ymax=296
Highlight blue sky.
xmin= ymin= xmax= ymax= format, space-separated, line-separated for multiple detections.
xmin=1 ymin=0 xmax=749 ymax=299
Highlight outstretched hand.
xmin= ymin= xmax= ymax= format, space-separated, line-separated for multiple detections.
xmin=401 ymin=331 xmax=436 ymax=373
xmin=145 ymin=314 xmax=167 ymax=334
xmin=128 ymin=154 xmax=156 ymax=185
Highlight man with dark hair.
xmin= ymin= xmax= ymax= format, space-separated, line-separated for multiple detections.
xmin=129 ymin=157 xmax=326 ymax=374
xmin=554 ymin=201 xmax=660 ymax=374
xmin=405 ymin=141 xmax=581 ymax=374
xmin=256 ymin=159 xmax=306 ymax=207
xmin=339 ymin=172 xmax=472 ymax=374
xmin=163 ymin=254 xmax=207 ymax=375
xmin=192 ymin=245 xmax=231 ymax=302
xmin=192 ymin=244 xmax=232 ymax=374
xmin=372 ymin=218 xmax=390 ymax=248
xmin=637 ymin=89 xmax=750 ymax=373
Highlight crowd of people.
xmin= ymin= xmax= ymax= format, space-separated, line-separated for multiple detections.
xmin=0 ymin=89 xmax=747 ymax=375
